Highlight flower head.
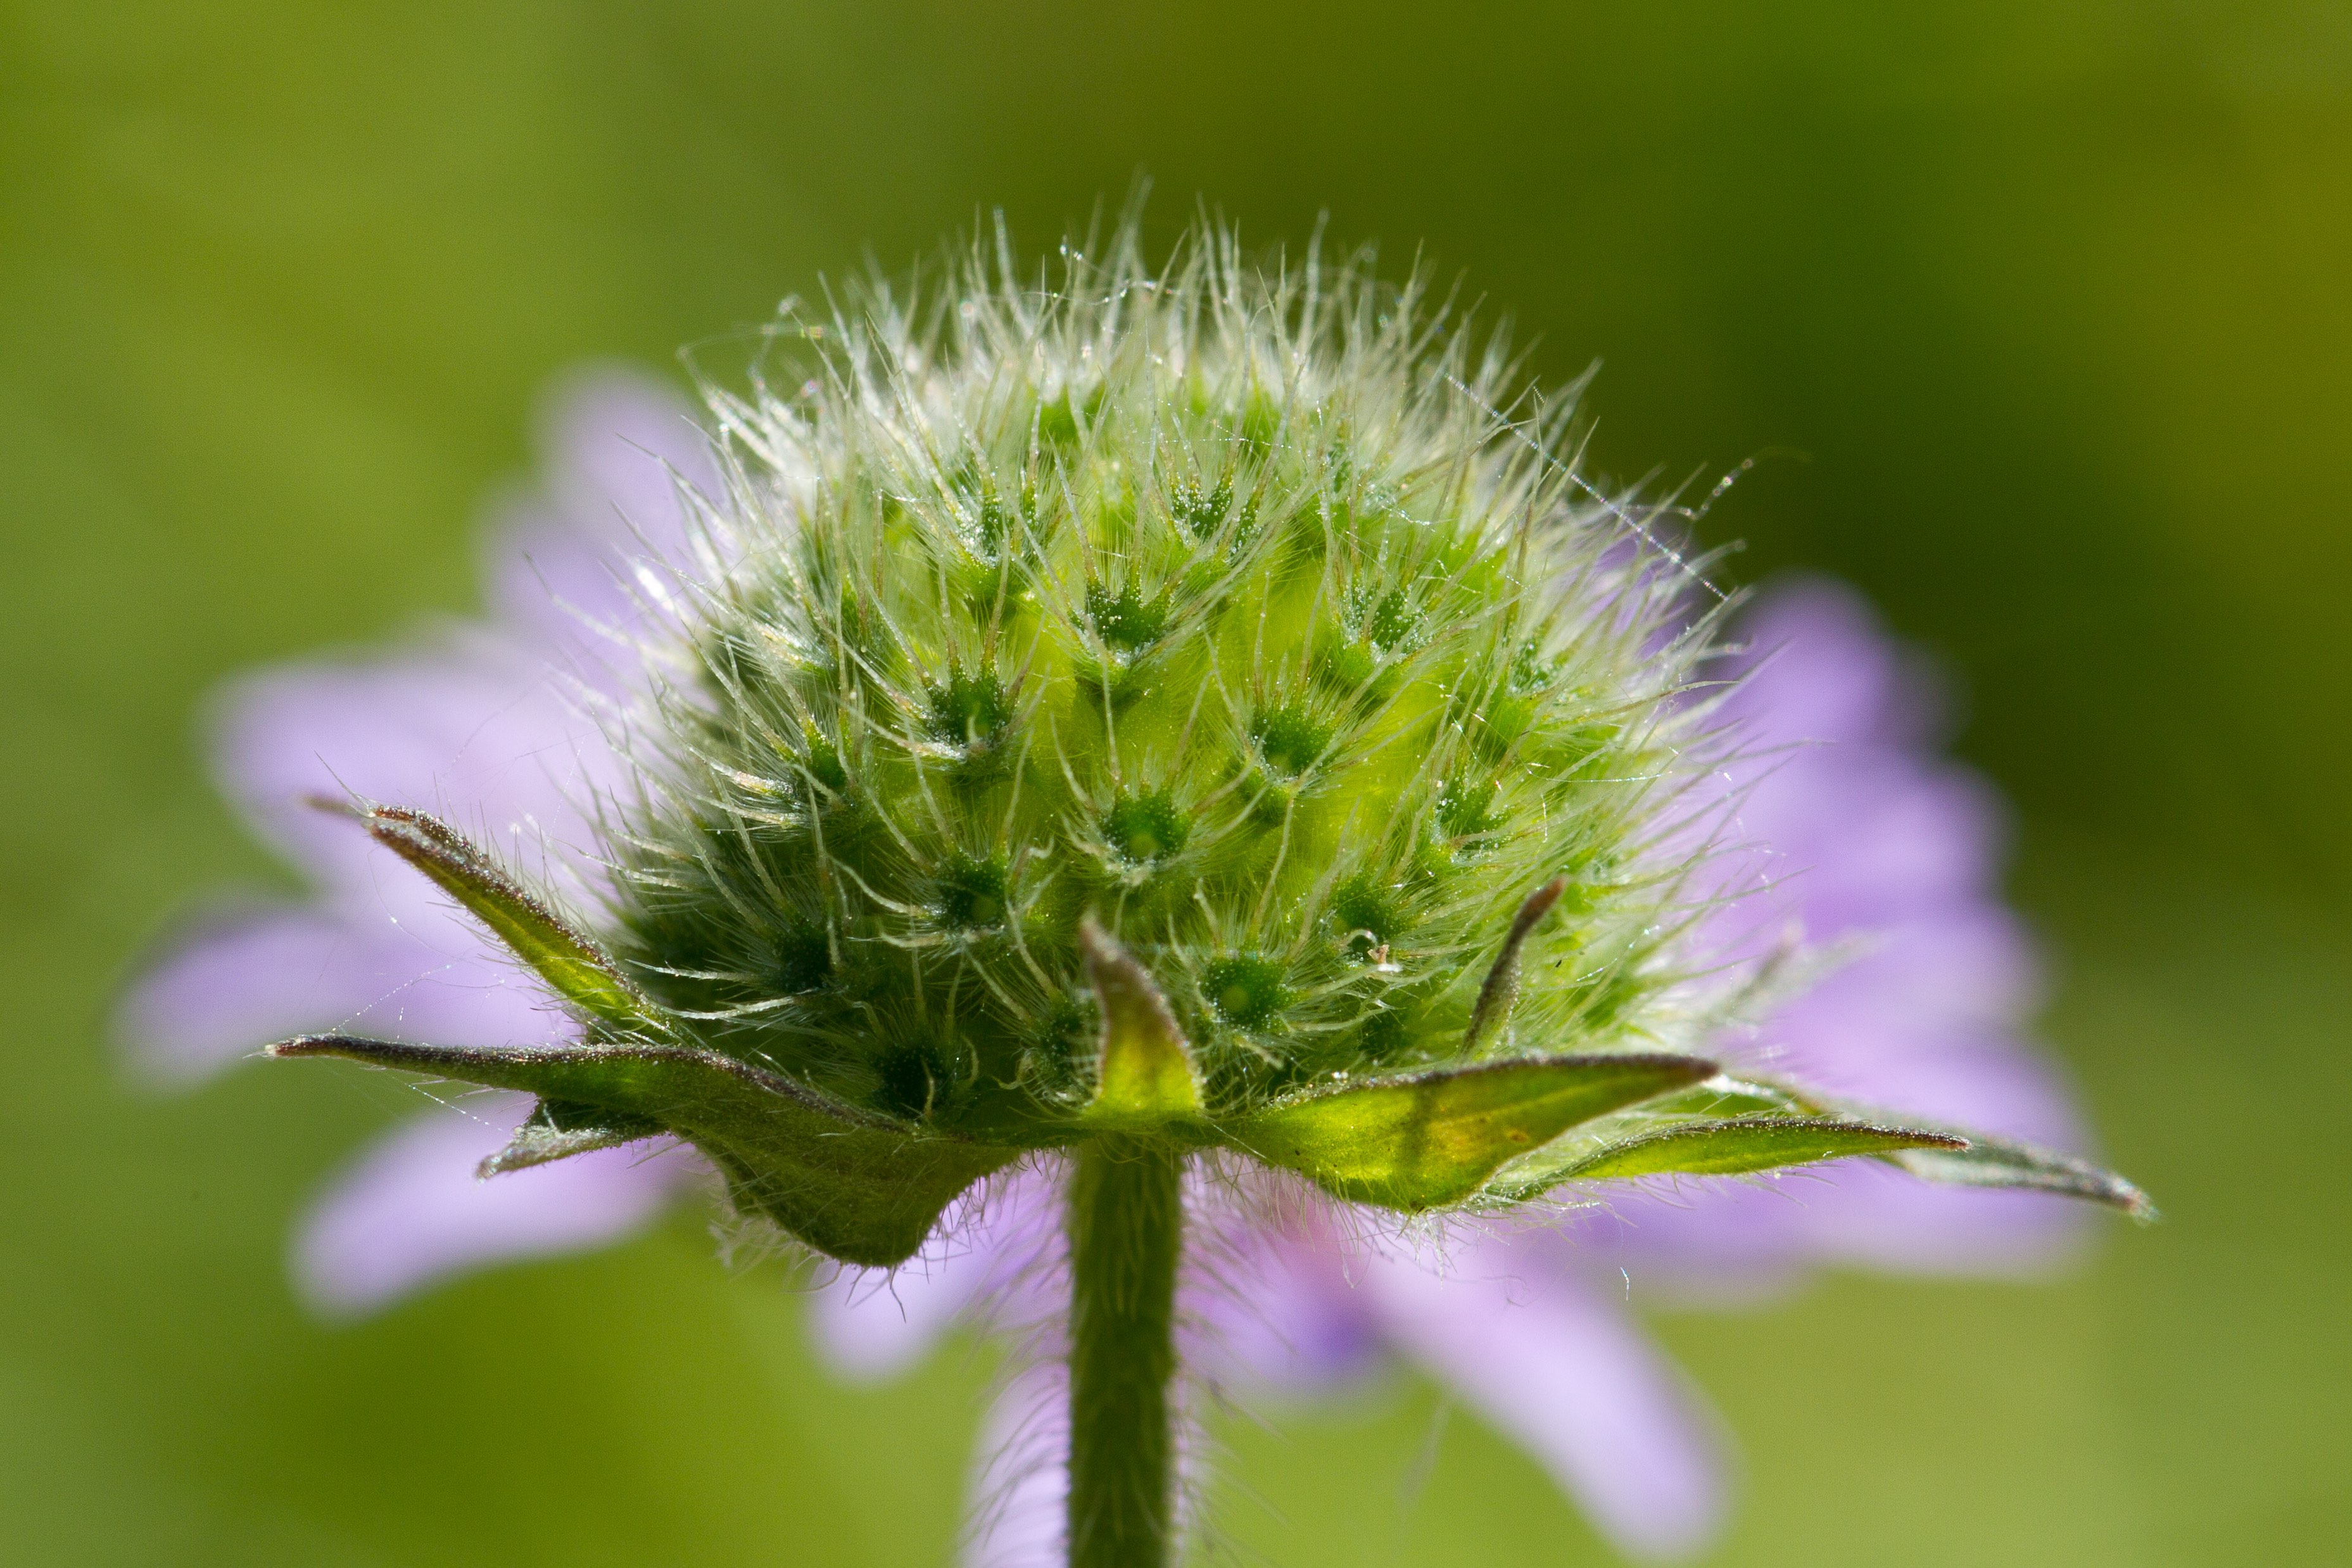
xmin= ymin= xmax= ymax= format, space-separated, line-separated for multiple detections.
xmin=124 ymin=221 xmax=2146 ymax=1563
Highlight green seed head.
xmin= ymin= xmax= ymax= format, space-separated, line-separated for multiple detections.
xmin=270 ymin=220 xmax=2149 ymax=1269
xmin=610 ymin=222 xmax=1716 ymax=1126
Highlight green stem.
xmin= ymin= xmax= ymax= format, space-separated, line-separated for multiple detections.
xmin=1065 ymin=1135 xmax=1185 ymax=1568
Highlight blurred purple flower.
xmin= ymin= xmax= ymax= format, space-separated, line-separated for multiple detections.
xmin=120 ymin=368 xmax=717 ymax=1314
xmin=121 ymin=369 xmax=2094 ymax=1559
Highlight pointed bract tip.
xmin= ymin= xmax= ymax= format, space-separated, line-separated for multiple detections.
xmin=265 ymin=1034 xmax=341 ymax=1059
xmin=1464 ymin=876 xmax=1570 ymax=1051
xmin=1077 ymin=916 xmax=1203 ymax=1127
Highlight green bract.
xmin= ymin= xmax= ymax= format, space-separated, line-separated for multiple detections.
xmin=272 ymin=226 xmax=2149 ymax=1269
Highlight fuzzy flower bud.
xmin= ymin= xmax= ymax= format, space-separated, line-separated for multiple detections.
xmin=156 ymin=218 xmax=2143 ymax=1567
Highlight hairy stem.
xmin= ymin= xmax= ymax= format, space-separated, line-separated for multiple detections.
xmin=1066 ymin=1135 xmax=1185 ymax=1568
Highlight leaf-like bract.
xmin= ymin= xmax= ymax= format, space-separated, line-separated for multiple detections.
xmin=272 ymin=1035 xmax=1018 ymax=1265
xmin=480 ymin=1099 xmax=665 ymax=1176
xmin=331 ymin=801 xmax=656 ymax=1032
xmin=1555 ymin=1115 xmax=1966 ymax=1182
xmin=1221 ymin=1053 xmax=1714 ymax=1210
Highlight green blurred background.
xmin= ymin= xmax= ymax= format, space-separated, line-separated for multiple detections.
xmin=3 ymin=2 xmax=2345 ymax=1562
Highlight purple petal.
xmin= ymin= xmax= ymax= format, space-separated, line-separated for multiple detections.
xmin=1768 ymin=906 xmax=2040 ymax=1041
xmin=212 ymin=647 xmax=615 ymax=891
xmin=963 ymin=1364 xmax=1068 ymax=1568
xmin=291 ymin=1097 xmax=699 ymax=1318
xmin=486 ymin=370 xmax=718 ymax=683
xmin=144 ymin=636 xmax=625 ymax=1088
xmin=1719 ymin=576 xmax=1940 ymax=749
xmin=809 ymin=1222 xmax=1006 ymax=1381
xmin=132 ymin=368 xmax=721 ymax=1318
xmin=1736 ymin=761 xmax=2013 ymax=937
xmin=1183 ymin=1206 xmax=1383 ymax=1394
xmin=118 ymin=903 xmax=576 ymax=1083
xmin=1548 ymin=1154 xmax=2093 ymax=1302
xmin=1362 ymin=1241 xmax=1731 ymax=1561
xmin=810 ymin=1168 xmax=1068 ymax=1381
xmin=538 ymin=367 xmax=719 ymax=550
xmin=1597 ymin=572 xmax=2101 ymax=1291
xmin=1700 ymin=578 xmax=2020 ymax=949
